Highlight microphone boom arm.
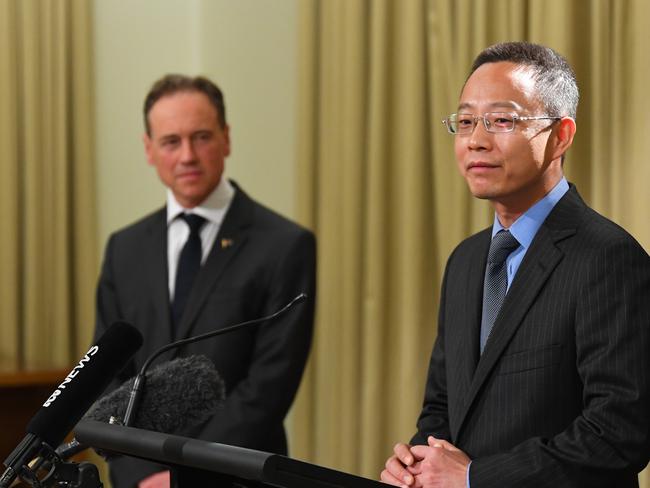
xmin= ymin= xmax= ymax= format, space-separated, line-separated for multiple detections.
xmin=122 ymin=293 xmax=307 ymax=426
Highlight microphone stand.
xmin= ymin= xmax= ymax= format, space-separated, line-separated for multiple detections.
xmin=10 ymin=444 xmax=102 ymax=488
xmin=122 ymin=293 xmax=307 ymax=426
xmin=42 ymin=460 xmax=103 ymax=488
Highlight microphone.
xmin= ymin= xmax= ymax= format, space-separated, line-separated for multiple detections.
xmin=0 ymin=321 xmax=143 ymax=488
xmin=122 ymin=292 xmax=307 ymax=426
xmin=88 ymin=354 xmax=224 ymax=430
xmin=56 ymin=355 xmax=225 ymax=459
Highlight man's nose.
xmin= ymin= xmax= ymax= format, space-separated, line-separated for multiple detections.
xmin=467 ymin=117 xmax=493 ymax=150
xmin=179 ymin=139 xmax=197 ymax=162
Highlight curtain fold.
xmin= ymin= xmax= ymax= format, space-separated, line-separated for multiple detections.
xmin=0 ymin=0 xmax=96 ymax=370
xmin=294 ymin=0 xmax=438 ymax=475
xmin=0 ymin=0 xmax=21 ymax=368
xmin=293 ymin=0 xmax=650 ymax=483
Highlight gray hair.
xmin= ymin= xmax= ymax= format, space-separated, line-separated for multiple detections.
xmin=469 ymin=41 xmax=579 ymax=119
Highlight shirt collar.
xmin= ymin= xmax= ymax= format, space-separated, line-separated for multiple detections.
xmin=166 ymin=177 xmax=235 ymax=225
xmin=491 ymin=177 xmax=569 ymax=250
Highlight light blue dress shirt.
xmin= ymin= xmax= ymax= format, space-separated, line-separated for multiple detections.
xmin=493 ymin=177 xmax=569 ymax=290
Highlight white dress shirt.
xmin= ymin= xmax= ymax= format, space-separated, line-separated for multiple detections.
xmin=166 ymin=177 xmax=235 ymax=300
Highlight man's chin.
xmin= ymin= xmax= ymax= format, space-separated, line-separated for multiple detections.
xmin=173 ymin=189 xmax=210 ymax=208
xmin=465 ymin=184 xmax=497 ymax=201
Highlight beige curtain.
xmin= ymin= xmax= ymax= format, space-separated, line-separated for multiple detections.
xmin=293 ymin=0 xmax=650 ymax=484
xmin=0 ymin=0 xmax=96 ymax=370
xmin=294 ymin=0 xmax=439 ymax=476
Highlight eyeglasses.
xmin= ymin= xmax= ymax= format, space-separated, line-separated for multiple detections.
xmin=442 ymin=112 xmax=561 ymax=135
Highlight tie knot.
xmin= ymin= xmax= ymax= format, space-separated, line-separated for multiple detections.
xmin=180 ymin=213 xmax=206 ymax=235
xmin=487 ymin=230 xmax=519 ymax=264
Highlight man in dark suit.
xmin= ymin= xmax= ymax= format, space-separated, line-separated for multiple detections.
xmin=94 ymin=75 xmax=316 ymax=488
xmin=381 ymin=42 xmax=649 ymax=487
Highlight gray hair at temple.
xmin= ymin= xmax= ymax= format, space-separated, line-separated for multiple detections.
xmin=469 ymin=41 xmax=579 ymax=119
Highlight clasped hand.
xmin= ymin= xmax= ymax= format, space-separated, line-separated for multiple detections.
xmin=380 ymin=436 xmax=470 ymax=488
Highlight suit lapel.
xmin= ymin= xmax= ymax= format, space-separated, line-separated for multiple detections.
xmin=450 ymin=232 xmax=489 ymax=422
xmin=174 ymin=185 xmax=253 ymax=340
xmin=452 ymin=186 xmax=584 ymax=439
xmin=145 ymin=209 xmax=174 ymax=350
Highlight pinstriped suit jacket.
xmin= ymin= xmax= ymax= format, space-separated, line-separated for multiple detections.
xmin=412 ymin=186 xmax=650 ymax=487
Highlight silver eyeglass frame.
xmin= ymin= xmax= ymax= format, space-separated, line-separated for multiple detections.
xmin=442 ymin=112 xmax=562 ymax=135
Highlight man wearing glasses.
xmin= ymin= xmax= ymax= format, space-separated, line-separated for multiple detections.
xmin=382 ymin=42 xmax=649 ymax=487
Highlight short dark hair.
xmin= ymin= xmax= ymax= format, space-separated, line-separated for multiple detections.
xmin=143 ymin=74 xmax=227 ymax=135
xmin=469 ymin=42 xmax=579 ymax=119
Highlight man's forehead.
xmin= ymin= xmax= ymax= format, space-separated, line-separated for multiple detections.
xmin=149 ymin=90 xmax=214 ymax=115
xmin=148 ymin=92 xmax=220 ymax=130
xmin=458 ymin=62 xmax=538 ymax=112
xmin=457 ymin=100 xmax=525 ymax=112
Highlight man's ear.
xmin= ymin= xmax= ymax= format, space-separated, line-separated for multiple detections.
xmin=222 ymin=124 xmax=231 ymax=157
xmin=551 ymin=117 xmax=576 ymax=161
xmin=143 ymin=133 xmax=155 ymax=166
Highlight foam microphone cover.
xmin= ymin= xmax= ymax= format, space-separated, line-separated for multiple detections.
xmin=26 ymin=322 xmax=143 ymax=447
xmin=85 ymin=355 xmax=225 ymax=434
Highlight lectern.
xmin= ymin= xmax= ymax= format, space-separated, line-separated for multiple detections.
xmin=75 ymin=420 xmax=387 ymax=488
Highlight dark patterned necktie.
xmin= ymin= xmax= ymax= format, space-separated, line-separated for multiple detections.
xmin=172 ymin=213 xmax=206 ymax=326
xmin=480 ymin=230 xmax=520 ymax=353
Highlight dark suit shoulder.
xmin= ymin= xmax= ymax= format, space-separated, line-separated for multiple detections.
xmin=448 ymin=227 xmax=492 ymax=261
xmin=457 ymin=227 xmax=492 ymax=247
xmin=579 ymin=206 xmax=645 ymax=249
xmin=548 ymin=186 xmax=647 ymax=256
xmin=107 ymin=207 xmax=166 ymax=243
xmin=250 ymin=199 xmax=311 ymax=235
xmin=229 ymin=182 xmax=314 ymax=241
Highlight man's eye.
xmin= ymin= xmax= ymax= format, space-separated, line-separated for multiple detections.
xmin=161 ymin=138 xmax=179 ymax=147
xmin=492 ymin=117 xmax=513 ymax=126
xmin=194 ymin=132 xmax=212 ymax=142
xmin=457 ymin=118 xmax=473 ymax=126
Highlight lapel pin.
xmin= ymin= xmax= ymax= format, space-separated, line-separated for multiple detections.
xmin=221 ymin=238 xmax=234 ymax=249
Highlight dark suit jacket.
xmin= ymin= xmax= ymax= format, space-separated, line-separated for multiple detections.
xmin=94 ymin=182 xmax=316 ymax=487
xmin=412 ymin=186 xmax=650 ymax=487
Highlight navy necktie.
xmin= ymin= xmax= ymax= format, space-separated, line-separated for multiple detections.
xmin=172 ymin=213 xmax=206 ymax=326
xmin=480 ymin=230 xmax=519 ymax=353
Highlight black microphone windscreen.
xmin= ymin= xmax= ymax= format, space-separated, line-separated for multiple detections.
xmin=84 ymin=355 xmax=224 ymax=434
xmin=25 ymin=322 xmax=143 ymax=447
